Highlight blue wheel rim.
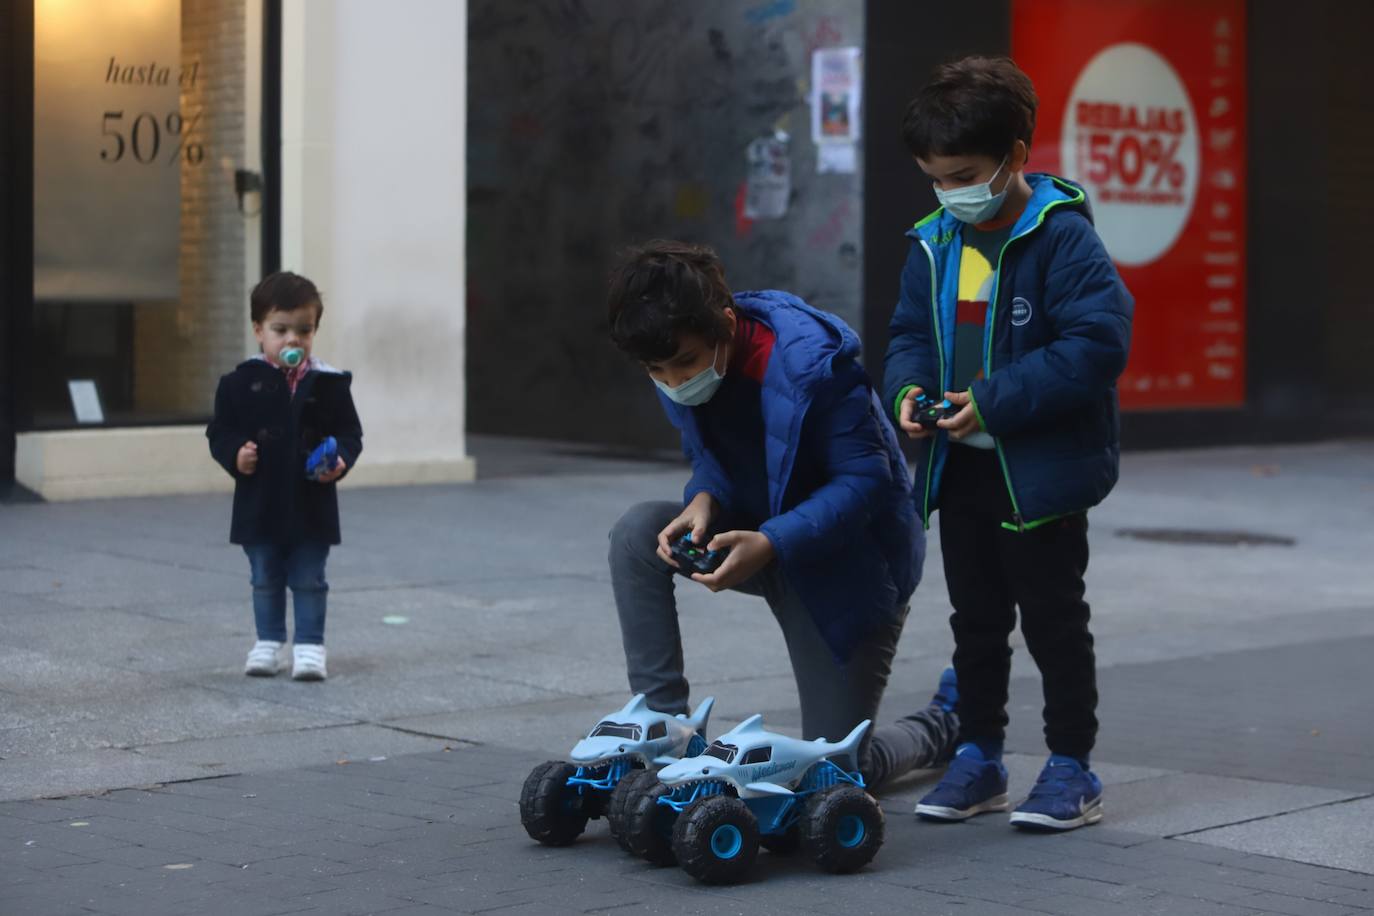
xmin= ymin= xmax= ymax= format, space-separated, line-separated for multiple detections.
xmin=560 ymin=778 xmax=582 ymax=815
xmin=837 ymin=814 xmax=865 ymax=848
xmin=710 ymin=824 xmax=743 ymax=859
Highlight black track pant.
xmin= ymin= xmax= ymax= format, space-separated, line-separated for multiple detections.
xmin=937 ymin=445 xmax=1098 ymax=760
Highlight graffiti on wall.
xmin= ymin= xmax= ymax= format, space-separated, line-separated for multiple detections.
xmin=467 ymin=0 xmax=864 ymax=447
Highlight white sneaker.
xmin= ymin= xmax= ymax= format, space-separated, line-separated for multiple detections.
xmin=245 ymin=640 xmax=282 ymax=676
xmin=292 ymin=644 xmax=327 ymax=681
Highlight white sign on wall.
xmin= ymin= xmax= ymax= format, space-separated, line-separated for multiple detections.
xmin=744 ymin=132 xmax=791 ymax=220
xmin=1059 ymin=42 xmax=1200 ymax=267
xmin=67 ymin=379 xmax=104 ymax=424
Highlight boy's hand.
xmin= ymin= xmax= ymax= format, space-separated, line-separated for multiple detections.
xmin=656 ymin=491 xmax=718 ymax=567
xmin=236 ymin=441 xmax=259 ymax=475
xmin=692 ymin=530 xmax=775 ymax=592
xmin=898 ymin=387 xmax=935 ymax=439
xmin=939 ymin=390 xmax=984 ymax=440
xmin=315 ymin=456 xmax=347 ymax=484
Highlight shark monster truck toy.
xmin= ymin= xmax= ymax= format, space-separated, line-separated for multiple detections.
xmin=620 ymin=714 xmax=885 ymax=883
xmin=519 ymin=694 xmax=714 ymax=847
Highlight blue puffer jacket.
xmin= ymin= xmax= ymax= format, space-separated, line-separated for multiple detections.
xmin=659 ymin=290 xmax=924 ymax=662
xmin=882 ymin=174 xmax=1134 ymax=530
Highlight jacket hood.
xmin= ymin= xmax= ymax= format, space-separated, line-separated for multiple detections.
xmin=730 ymin=289 xmax=862 ymax=396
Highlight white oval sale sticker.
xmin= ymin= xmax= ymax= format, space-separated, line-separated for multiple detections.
xmin=1060 ymin=43 xmax=1200 ymax=267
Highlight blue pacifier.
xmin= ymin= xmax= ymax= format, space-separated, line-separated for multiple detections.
xmin=280 ymin=347 xmax=305 ymax=368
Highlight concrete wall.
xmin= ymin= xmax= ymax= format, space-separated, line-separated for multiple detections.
xmin=278 ymin=0 xmax=473 ymax=487
xmin=466 ymin=0 xmax=865 ymax=450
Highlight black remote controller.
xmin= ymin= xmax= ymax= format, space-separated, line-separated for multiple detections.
xmin=912 ymin=393 xmax=959 ymax=427
xmin=670 ymin=535 xmax=730 ymax=576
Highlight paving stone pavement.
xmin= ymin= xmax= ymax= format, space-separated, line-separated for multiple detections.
xmin=3 ymin=437 xmax=1374 ymax=914
xmin=3 ymin=738 xmax=1372 ymax=916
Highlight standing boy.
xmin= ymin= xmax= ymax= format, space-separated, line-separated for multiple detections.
xmin=606 ymin=239 xmax=957 ymax=788
xmin=207 ymin=271 xmax=362 ymax=681
xmin=883 ymin=57 xmax=1133 ymax=829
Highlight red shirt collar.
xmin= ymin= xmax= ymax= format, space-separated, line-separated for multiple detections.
xmin=729 ymin=316 xmax=776 ymax=384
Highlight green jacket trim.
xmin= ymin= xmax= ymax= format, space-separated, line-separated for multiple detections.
xmin=967 ymin=388 xmax=988 ymax=433
xmin=893 ymin=383 xmax=920 ymax=423
xmin=1000 ymin=511 xmax=1077 ymax=533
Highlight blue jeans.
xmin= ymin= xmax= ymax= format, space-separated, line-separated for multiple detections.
xmin=243 ymin=542 xmax=330 ymax=645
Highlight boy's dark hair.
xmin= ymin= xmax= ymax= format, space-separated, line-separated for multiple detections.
xmin=607 ymin=240 xmax=734 ymax=363
xmin=901 ymin=56 xmax=1038 ymax=161
xmin=250 ymin=271 xmax=324 ymax=325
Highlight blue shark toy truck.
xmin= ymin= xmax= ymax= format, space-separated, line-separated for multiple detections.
xmin=621 ymin=714 xmax=884 ymax=883
xmin=519 ymin=694 xmax=713 ymax=847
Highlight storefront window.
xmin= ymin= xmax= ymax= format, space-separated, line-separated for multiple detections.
xmin=31 ymin=0 xmax=258 ymax=428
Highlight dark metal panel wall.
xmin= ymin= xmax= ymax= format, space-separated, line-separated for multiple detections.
xmin=1314 ymin=1 xmax=1374 ymax=414
xmin=861 ymin=1 xmax=1010 ymax=456
xmin=0 ymin=1 xmax=34 ymax=487
xmin=1123 ymin=0 xmax=1374 ymax=446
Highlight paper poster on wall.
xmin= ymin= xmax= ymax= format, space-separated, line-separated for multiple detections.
xmin=1013 ymin=0 xmax=1246 ymax=409
xmin=744 ymin=132 xmax=791 ymax=220
xmin=817 ymin=142 xmax=857 ymax=175
xmin=812 ymin=47 xmax=860 ymax=174
xmin=812 ymin=47 xmax=861 ymax=144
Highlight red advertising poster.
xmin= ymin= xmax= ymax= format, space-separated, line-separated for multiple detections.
xmin=1013 ymin=0 xmax=1246 ymax=409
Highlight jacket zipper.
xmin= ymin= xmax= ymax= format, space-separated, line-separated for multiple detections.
xmin=919 ymin=238 xmax=944 ymax=528
xmin=984 ymin=236 xmax=1029 ymax=531
xmin=924 ymin=179 xmax=1085 ymax=532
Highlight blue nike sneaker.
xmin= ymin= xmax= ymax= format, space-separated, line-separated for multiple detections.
xmin=1009 ymin=755 xmax=1104 ymax=831
xmin=915 ymin=742 xmax=1009 ymax=821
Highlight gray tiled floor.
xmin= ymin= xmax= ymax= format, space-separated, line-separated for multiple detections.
xmin=3 ymin=437 xmax=1374 ymax=913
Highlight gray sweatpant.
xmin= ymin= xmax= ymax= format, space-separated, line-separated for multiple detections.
xmin=608 ymin=501 xmax=957 ymax=788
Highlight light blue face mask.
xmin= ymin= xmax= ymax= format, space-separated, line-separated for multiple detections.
xmin=934 ymin=157 xmax=1009 ymax=224
xmin=654 ymin=344 xmax=725 ymax=407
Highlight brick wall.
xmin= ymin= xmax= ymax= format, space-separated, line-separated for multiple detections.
xmin=134 ymin=0 xmax=247 ymax=417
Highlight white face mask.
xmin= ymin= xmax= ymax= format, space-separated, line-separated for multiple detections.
xmin=653 ymin=344 xmax=726 ymax=407
xmin=934 ymin=157 xmax=1009 ymax=224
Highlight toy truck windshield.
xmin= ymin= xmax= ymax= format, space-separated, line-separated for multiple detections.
xmin=588 ymin=721 xmax=641 ymax=740
xmin=703 ymin=741 xmax=738 ymax=762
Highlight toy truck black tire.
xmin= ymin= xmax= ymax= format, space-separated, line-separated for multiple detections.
xmin=800 ymin=784 xmax=884 ymax=873
xmin=606 ymin=767 xmax=654 ymax=852
xmin=519 ymin=760 xmax=588 ymax=846
xmin=622 ymin=776 xmax=678 ymax=865
xmin=672 ymin=795 xmax=761 ymax=884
